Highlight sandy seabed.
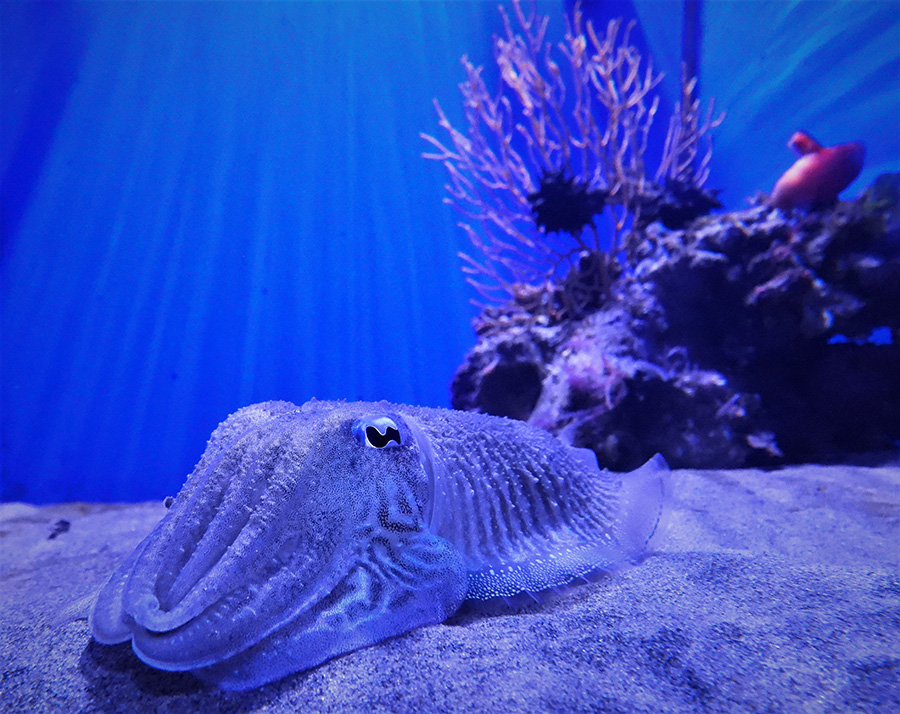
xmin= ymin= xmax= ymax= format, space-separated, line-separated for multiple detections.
xmin=1 ymin=463 xmax=898 ymax=714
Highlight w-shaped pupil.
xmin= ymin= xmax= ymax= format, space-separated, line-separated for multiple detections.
xmin=366 ymin=425 xmax=401 ymax=448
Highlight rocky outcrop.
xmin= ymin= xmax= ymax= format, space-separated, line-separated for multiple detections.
xmin=452 ymin=175 xmax=900 ymax=469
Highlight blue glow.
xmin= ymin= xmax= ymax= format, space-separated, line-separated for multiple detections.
xmin=828 ymin=327 xmax=894 ymax=346
xmin=2 ymin=1 xmax=898 ymax=503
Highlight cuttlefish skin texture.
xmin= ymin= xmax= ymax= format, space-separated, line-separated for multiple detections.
xmin=91 ymin=399 xmax=665 ymax=690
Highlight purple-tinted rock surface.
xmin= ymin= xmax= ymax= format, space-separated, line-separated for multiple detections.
xmin=452 ymin=175 xmax=900 ymax=470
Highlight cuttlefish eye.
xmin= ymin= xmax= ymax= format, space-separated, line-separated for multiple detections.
xmin=352 ymin=416 xmax=402 ymax=449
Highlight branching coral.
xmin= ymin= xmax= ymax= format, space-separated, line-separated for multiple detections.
xmin=655 ymin=73 xmax=721 ymax=188
xmin=421 ymin=0 xmax=722 ymax=311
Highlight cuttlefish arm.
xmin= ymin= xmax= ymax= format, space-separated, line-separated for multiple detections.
xmin=91 ymin=399 xmax=665 ymax=690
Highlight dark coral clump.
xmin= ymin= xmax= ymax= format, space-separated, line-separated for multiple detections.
xmin=528 ymin=170 xmax=608 ymax=236
xmin=635 ymin=179 xmax=723 ymax=230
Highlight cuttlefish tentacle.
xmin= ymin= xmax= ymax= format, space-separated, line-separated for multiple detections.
xmin=91 ymin=400 xmax=300 ymax=644
xmin=91 ymin=400 xmax=666 ymax=690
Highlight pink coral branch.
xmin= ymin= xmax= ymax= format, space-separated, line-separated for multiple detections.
xmin=422 ymin=0 xmax=722 ymax=308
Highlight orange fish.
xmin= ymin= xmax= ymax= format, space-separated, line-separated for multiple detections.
xmin=770 ymin=131 xmax=865 ymax=211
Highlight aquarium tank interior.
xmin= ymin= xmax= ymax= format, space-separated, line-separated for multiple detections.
xmin=2 ymin=0 xmax=898 ymax=505
xmin=2 ymin=2 xmax=900 ymax=711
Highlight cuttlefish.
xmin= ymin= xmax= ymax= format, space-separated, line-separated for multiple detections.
xmin=91 ymin=400 xmax=666 ymax=690
xmin=770 ymin=131 xmax=865 ymax=211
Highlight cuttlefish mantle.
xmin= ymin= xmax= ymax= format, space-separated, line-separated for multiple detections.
xmin=91 ymin=399 xmax=667 ymax=690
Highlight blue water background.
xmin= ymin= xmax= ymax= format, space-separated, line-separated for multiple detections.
xmin=2 ymin=1 xmax=898 ymax=503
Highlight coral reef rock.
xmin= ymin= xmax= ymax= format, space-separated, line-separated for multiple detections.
xmin=451 ymin=174 xmax=900 ymax=470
